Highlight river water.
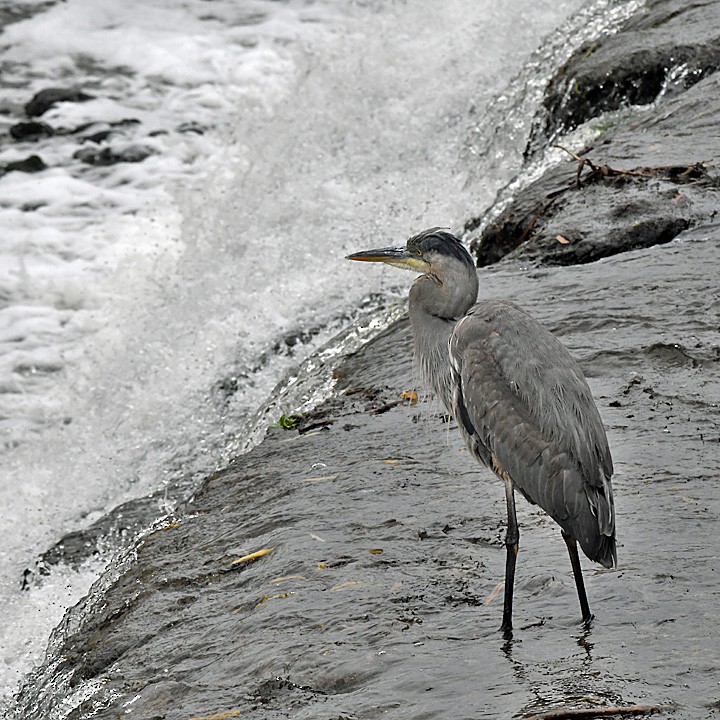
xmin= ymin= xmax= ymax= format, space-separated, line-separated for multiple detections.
xmin=0 ymin=0 xmax=651 ymax=711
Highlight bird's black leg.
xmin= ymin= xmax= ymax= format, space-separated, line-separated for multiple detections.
xmin=501 ymin=477 xmax=519 ymax=638
xmin=562 ymin=532 xmax=593 ymax=625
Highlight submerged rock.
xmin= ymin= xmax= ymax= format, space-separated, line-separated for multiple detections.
xmin=1 ymin=155 xmax=47 ymax=175
xmin=176 ymin=120 xmax=207 ymax=135
xmin=73 ymin=122 xmax=113 ymax=144
xmin=8 ymin=121 xmax=54 ymax=141
xmin=73 ymin=143 xmax=155 ymax=166
xmin=25 ymin=88 xmax=94 ymax=118
xmin=22 ymin=491 xmax=174 ymax=591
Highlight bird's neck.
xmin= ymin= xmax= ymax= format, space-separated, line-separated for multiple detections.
xmin=408 ymin=272 xmax=477 ymax=410
xmin=410 ymin=308 xmax=456 ymax=411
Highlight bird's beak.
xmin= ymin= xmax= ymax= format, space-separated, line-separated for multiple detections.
xmin=346 ymin=246 xmax=430 ymax=273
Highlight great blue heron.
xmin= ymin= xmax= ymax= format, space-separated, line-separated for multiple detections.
xmin=347 ymin=228 xmax=616 ymax=635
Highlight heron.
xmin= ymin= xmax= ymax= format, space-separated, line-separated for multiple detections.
xmin=347 ymin=228 xmax=616 ymax=635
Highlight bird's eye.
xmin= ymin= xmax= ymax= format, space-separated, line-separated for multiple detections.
xmin=416 ymin=249 xmax=423 ymax=257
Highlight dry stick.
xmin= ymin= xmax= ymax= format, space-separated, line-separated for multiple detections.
xmin=523 ymin=703 xmax=664 ymax=720
xmin=554 ymin=144 xmax=599 ymax=179
xmin=553 ymin=145 xmax=707 ymax=184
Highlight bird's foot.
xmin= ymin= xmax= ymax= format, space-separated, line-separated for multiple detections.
xmin=581 ymin=612 xmax=595 ymax=629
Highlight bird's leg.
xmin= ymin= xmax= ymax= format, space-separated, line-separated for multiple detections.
xmin=501 ymin=476 xmax=519 ymax=638
xmin=562 ymin=532 xmax=594 ymax=625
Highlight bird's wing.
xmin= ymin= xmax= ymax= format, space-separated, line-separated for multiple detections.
xmin=449 ymin=299 xmax=615 ymax=551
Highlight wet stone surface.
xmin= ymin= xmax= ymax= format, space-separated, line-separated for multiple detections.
xmin=470 ymin=71 xmax=720 ymax=267
xmin=13 ymin=227 xmax=720 ymax=720
xmin=526 ymin=0 xmax=720 ymax=153
xmin=469 ymin=0 xmax=720 ymax=269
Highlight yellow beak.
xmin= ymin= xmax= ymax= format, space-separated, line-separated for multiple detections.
xmin=346 ymin=246 xmax=431 ymax=273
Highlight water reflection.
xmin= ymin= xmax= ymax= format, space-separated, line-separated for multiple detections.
xmin=504 ymin=624 xmax=634 ymax=717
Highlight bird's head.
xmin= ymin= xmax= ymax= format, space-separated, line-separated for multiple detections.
xmin=346 ymin=227 xmax=476 ymax=278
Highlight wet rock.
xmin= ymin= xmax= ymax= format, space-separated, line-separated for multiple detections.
xmin=74 ymin=122 xmax=113 ymax=144
xmin=11 ymin=226 xmax=720 ymax=720
xmin=110 ymin=118 xmax=142 ymax=130
xmin=176 ymin=120 xmax=207 ymax=134
xmin=0 ymin=2 xmax=55 ymax=28
xmin=25 ymin=87 xmax=94 ymax=118
xmin=23 ymin=491 xmax=173 ymax=589
xmin=1 ymin=154 xmax=47 ymax=175
xmin=526 ymin=0 xmax=720 ymax=154
xmin=8 ymin=121 xmax=54 ymax=141
xmin=70 ymin=119 xmax=141 ymax=144
xmin=73 ymin=143 xmax=155 ymax=166
xmin=470 ymin=71 xmax=720 ymax=266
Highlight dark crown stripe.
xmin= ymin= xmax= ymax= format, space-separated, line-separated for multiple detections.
xmin=407 ymin=228 xmax=474 ymax=267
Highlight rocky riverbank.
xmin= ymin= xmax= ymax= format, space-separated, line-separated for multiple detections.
xmin=11 ymin=2 xmax=720 ymax=718
xmin=467 ymin=0 xmax=720 ymax=266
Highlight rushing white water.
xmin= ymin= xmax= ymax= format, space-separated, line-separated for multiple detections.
xmin=0 ymin=0 xmax=633 ymax=708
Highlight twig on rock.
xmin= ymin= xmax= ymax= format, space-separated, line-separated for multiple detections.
xmin=553 ymin=145 xmax=710 ymax=187
xmin=523 ymin=703 xmax=664 ymax=720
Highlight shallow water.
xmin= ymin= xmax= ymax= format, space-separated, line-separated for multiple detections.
xmin=11 ymin=228 xmax=719 ymax=719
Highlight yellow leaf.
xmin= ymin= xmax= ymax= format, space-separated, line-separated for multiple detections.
xmin=331 ymin=580 xmax=363 ymax=591
xmin=189 ymin=709 xmax=243 ymax=720
xmin=229 ymin=547 xmax=273 ymax=567
xmin=368 ymin=548 xmax=383 ymax=555
xmin=483 ymin=581 xmax=505 ymax=605
xmin=269 ymin=575 xmax=306 ymax=584
xmin=556 ymin=234 xmax=570 ymax=245
xmin=256 ymin=591 xmax=296 ymax=608
xmin=383 ymin=459 xmax=399 ymax=465
xmin=400 ymin=390 xmax=418 ymax=405
xmin=316 ymin=562 xmax=327 ymax=569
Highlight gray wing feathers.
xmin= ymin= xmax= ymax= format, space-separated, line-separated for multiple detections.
xmin=449 ymin=300 xmax=616 ymax=566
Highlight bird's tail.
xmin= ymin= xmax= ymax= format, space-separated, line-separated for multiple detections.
xmin=581 ymin=473 xmax=617 ymax=568
xmin=593 ymin=533 xmax=617 ymax=569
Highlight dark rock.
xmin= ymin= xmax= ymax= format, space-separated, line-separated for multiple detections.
xmin=1 ymin=155 xmax=47 ymax=175
xmin=73 ymin=143 xmax=155 ymax=166
xmin=74 ymin=122 xmax=113 ymax=144
xmin=470 ymin=71 xmax=720 ymax=266
xmin=526 ymin=0 xmax=720 ymax=155
xmin=9 ymin=121 xmax=54 ymax=141
xmin=69 ymin=119 xmax=141 ymax=143
xmin=176 ymin=120 xmax=207 ymax=135
xmin=25 ymin=88 xmax=94 ymax=118
xmin=110 ymin=118 xmax=142 ymax=129
xmin=30 ymin=492 xmax=172 ymax=579
xmin=0 ymin=2 xmax=55 ymax=28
